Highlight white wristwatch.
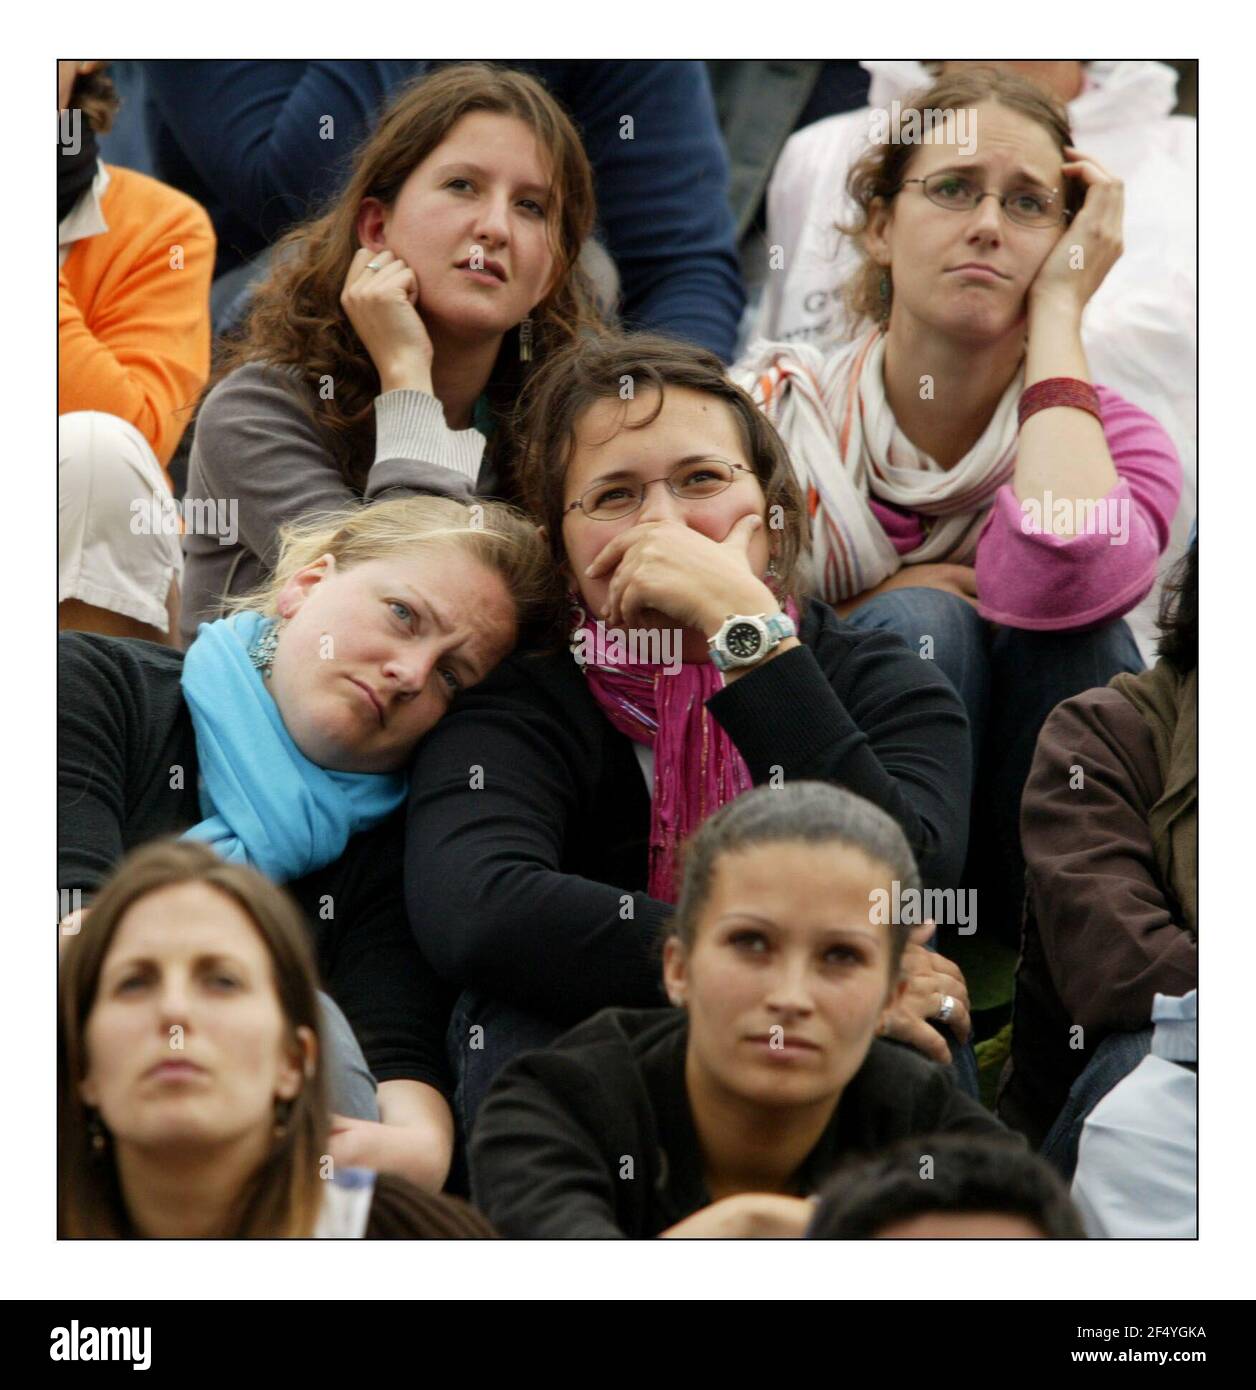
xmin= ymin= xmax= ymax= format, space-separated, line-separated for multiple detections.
xmin=708 ymin=611 xmax=796 ymax=672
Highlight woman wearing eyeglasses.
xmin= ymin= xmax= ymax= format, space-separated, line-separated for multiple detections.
xmin=734 ymin=67 xmax=1181 ymax=981
xmin=405 ymin=331 xmax=975 ymax=1137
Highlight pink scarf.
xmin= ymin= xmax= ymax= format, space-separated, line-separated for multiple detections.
xmin=579 ymin=598 xmax=800 ymax=903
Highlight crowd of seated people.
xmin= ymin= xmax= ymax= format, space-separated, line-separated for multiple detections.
xmin=58 ymin=57 xmax=1196 ymax=1240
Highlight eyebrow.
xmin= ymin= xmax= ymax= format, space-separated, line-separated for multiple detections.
xmin=433 ymin=162 xmax=550 ymax=199
xmin=715 ymin=913 xmax=880 ymax=943
xmin=931 ymin=160 xmax=1056 ymax=189
xmin=403 ymin=586 xmax=487 ymax=686
xmin=105 ymin=952 xmax=250 ymax=977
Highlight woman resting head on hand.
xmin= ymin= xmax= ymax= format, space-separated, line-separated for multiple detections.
xmin=468 ymin=782 xmax=1002 ymax=1239
xmin=220 ymin=61 xmax=602 ymax=482
xmin=60 ymin=840 xmax=495 ymax=1238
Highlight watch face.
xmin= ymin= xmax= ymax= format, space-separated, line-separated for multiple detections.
xmin=726 ymin=621 xmax=763 ymax=660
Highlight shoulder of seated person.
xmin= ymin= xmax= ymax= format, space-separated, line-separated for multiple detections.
xmin=1038 ymin=683 xmax=1164 ymax=788
xmin=101 ymin=164 xmax=214 ymax=237
xmin=497 ymin=1008 xmax=680 ymax=1081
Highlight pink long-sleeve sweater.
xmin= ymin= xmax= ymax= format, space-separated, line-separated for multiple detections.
xmin=867 ymin=386 xmax=1182 ymax=631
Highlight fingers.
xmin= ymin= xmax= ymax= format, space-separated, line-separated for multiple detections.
xmin=884 ymin=1011 xmax=952 ymax=1065
xmin=722 ymin=513 xmax=763 ymax=550
xmin=907 ymin=920 xmax=937 ymax=949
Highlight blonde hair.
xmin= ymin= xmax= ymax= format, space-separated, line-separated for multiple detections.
xmin=224 ymin=495 xmax=564 ymax=644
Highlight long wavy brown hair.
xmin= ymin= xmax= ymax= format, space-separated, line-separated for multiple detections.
xmin=216 ymin=62 xmax=605 ymax=493
xmin=59 ymin=840 xmax=329 ymax=1238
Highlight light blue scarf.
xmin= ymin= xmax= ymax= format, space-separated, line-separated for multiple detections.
xmin=180 ymin=611 xmax=407 ymax=883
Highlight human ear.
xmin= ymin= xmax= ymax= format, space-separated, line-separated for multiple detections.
xmin=355 ymin=198 xmax=390 ymax=254
xmin=662 ymin=935 xmax=689 ymax=1009
xmin=864 ymin=196 xmax=895 ymax=269
xmin=275 ymin=1025 xmax=318 ymax=1102
xmin=274 ymin=554 xmax=336 ymax=621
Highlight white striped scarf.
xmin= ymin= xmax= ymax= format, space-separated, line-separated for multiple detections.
xmin=732 ymin=330 xmax=1023 ymax=602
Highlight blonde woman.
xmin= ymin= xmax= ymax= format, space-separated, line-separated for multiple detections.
xmin=59 ymin=494 xmax=559 ymax=1190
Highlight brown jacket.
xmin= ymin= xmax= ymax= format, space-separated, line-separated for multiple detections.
xmin=997 ymin=684 xmax=1197 ymax=1147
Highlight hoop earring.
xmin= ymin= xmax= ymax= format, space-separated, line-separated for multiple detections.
xmin=518 ymin=314 xmax=534 ymax=363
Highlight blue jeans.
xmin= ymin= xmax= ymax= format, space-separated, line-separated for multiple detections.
xmin=847 ymin=589 xmax=1144 ymax=951
xmin=1041 ymin=1028 xmax=1154 ymax=1181
xmin=446 ymin=990 xmax=566 ymax=1140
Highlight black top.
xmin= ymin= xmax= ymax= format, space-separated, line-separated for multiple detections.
xmin=57 ymin=632 xmax=451 ymax=1093
xmin=406 ymin=599 xmax=971 ymax=1024
xmin=469 ymin=1007 xmax=1007 ymax=1238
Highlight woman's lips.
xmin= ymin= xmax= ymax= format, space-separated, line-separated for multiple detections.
xmin=948 ymin=263 xmax=1008 ymax=282
xmin=745 ymin=1035 xmax=822 ymax=1059
xmin=456 ymin=261 xmax=506 ymax=286
xmin=145 ymin=1061 xmax=207 ymax=1083
xmin=348 ymin=678 xmax=385 ymax=726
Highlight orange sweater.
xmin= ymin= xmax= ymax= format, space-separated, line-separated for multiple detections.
xmin=58 ymin=165 xmax=215 ymax=471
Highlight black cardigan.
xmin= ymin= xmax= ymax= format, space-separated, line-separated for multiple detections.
xmin=57 ymin=632 xmax=452 ymax=1093
xmin=469 ymin=1006 xmax=1007 ymax=1238
xmin=406 ymin=598 xmax=971 ymax=1024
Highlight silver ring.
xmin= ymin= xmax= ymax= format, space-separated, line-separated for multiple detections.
xmin=365 ymin=259 xmax=384 ymax=271
xmin=936 ymin=993 xmax=955 ymax=1025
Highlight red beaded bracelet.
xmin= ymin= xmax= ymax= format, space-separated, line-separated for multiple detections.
xmin=1018 ymin=376 xmax=1101 ymax=429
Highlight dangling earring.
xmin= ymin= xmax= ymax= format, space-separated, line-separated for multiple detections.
xmin=518 ymin=314 xmax=534 ymax=363
xmin=878 ymin=271 xmax=891 ymax=328
xmin=248 ymin=619 xmax=282 ymax=680
xmin=273 ymin=1098 xmax=293 ymax=1140
xmin=87 ymin=1110 xmax=108 ymax=1155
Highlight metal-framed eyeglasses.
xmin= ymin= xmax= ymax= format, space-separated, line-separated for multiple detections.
xmin=895 ymin=171 xmax=1071 ymax=229
xmin=564 ymin=458 xmax=756 ymax=521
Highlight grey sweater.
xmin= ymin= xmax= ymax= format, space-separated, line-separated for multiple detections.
xmin=180 ymin=362 xmax=493 ymax=646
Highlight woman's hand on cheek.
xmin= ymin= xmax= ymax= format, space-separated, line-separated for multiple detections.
xmin=589 ymin=515 xmax=776 ymax=634
xmin=1027 ymin=147 xmax=1124 ymax=322
xmin=340 ymin=247 xmax=435 ymax=396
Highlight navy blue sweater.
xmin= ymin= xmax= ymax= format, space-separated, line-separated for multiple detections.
xmin=135 ymin=59 xmax=744 ymax=360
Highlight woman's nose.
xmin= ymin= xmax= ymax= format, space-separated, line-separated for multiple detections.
xmin=473 ymin=195 xmax=511 ymax=248
xmin=637 ymin=479 xmax=686 ymax=524
xmin=966 ymin=195 xmax=1005 ymax=241
xmin=383 ymin=644 xmax=436 ymax=697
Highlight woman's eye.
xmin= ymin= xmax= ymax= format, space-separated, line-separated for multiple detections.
xmin=206 ymin=974 xmax=241 ymax=991
xmin=440 ymin=668 xmax=462 ymax=695
xmin=388 ymin=601 xmax=414 ymax=626
xmin=519 ymin=198 xmax=546 ymax=217
xmin=1012 ymin=191 xmax=1047 ymax=214
xmin=446 ymin=178 xmax=474 ymax=192
xmin=824 ymin=946 xmax=860 ymax=966
xmin=730 ymin=931 xmax=768 ymax=954
xmin=594 ymin=485 xmax=634 ymax=507
xmin=935 ymin=178 xmax=967 ymax=199
xmin=116 ymin=975 xmax=147 ymax=994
